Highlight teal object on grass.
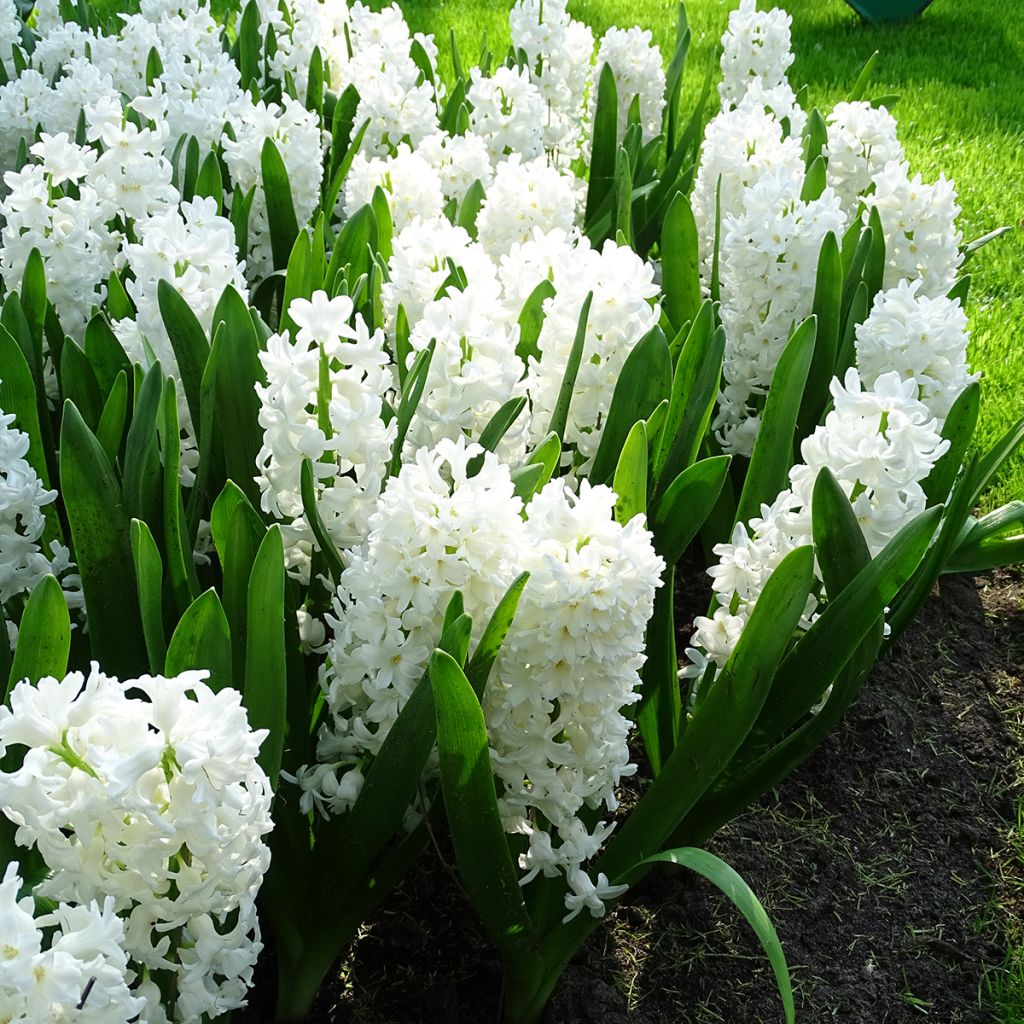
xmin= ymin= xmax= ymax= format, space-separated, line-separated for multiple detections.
xmin=845 ymin=0 xmax=935 ymax=21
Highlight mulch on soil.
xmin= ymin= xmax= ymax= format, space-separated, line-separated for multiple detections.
xmin=264 ymin=569 xmax=1024 ymax=1024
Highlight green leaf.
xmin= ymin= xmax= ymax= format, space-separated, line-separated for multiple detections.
xmin=515 ymin=278 xmax=556 ymax=365
xmin=122 ymin=361 xmax=164 ymax=524
xmin=195 ymin=150 xmax=223 ymax=209
xmin=237 ymin=0 xmax=261 ymax=90
xmin=635 ymin=569 xmax=678 ymax=775
xmin=603 ymin=547 xmax=815 ymax=886
xmin=83 ymin=316 xmax=130 ymax=395
xmin=922 ymin=381 xmax=980 ymax=506
xmin=630 ymin=849 xmax=794 ymax=1024
xmin=650 ymin=455 xmax=731 ymax=565
xmin=20 ymin=248 xmax=46 ymax=361
xmin=300 ymin=457 xmax=344 ymax=585
xmin=864 ymin=205 xmax=886 ymax=302
xmin=261 ymin=137 xmax=300 ymax=271
xmin=662 ymin=4 xmax=690 ymax=153
xmin=371 ymin=186 xmax=394 ymax=264
xmin=388 ymin=342 xmax=434 ymax=477
xmin=165 ymin=589 xmax=233 ymax=692
xmin=585 ymin=63 xmax=618 ymax=226
xmin=800 ymin=154 xmax=827 ymax=202
xmin=946 ymin=502 xmax=1024 ymax=573
xmin=591 ymin=327 xmax=672 ymax=486
xmin=733 ymin=317 xmax=816 ymax=528
xmin=280 ymin=229 xmax=312 ymax=336
xmin=130 ymin=518 xmax=166 ymax=672
xmin=467 ymin=397 xmax=528 ymax=476
xmin=158 ymin=377 xmax=200 ymax=615
xmin=95 ymin=370 xmax=128 ymax=463
xmin=661 ymin=193 xmax=701 ymax=335
xmin=244 ymin=526 xmax=287 ymax=787
xmin=430 ymin=649 xmax=538 ymax=960
xmin=802 ymin=108 xmax=827 ymax=169
xmin=547 ymin=292 xmax=593 ymax=445
xmin=60 ymin=402 xmax=147 ymax=676
xmin=457 ymin=178 xmax=486 ymax=239
xmin=612 ymin=421 xmax=648 ymax=526
xmin=847 ymin=50 xmax=879 ymax=102
xmin=158 ymin=278 xmax=210 ymax=431
xmin=654 ymin=304 xmax=725 ymax=493
xmin=799 ymin=233 xmax=842 ymax=435
xmin=205 ymin=286 xmax=266 ymax=509
xmin=6 ymin=576 xmax=70 ymax=699
xmin=757 ymin=505 xmax=941 ymax=744
xmin=465 ymin=572 xmax=530 ymax=697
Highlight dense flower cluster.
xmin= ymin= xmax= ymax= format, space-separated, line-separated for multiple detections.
xmin=0 ymin=863 xmax=144 ymax=1024
xmin=687 ymin=370 xmax=948 ymax=676
xmin=0 ymin=395 xmax=78 ymax=635
xmin=0 ymin=668 xmax=273 ymax=1022
xmin=256 ymin=292 xmax=395 ymax=581
xmin=301 ymin=439 xmax=663 ymax=909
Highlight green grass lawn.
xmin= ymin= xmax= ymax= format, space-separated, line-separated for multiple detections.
xmin=394 ymin=0 xmax=1024 ymax=514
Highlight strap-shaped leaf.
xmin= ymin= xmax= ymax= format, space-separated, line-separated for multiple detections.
xmin=798 ymin=232 xmax=842 ymax=435
xmin=802 ymin=108 xmax=827 ymax=168
xmin=430 ymin=649 xmax=538 ymax=960
xmin=244 ymin=525 xmax=287 ymax=787
xmin=0 ymin=327 xmax=58 ymax=542
xmin=280 ymin=230 xmax=312 ymax=336
xmin=158 ymin=378 xmax=200 ymax=616
xmin=654 ymin=303 xmax=724 ymax=493
xmin=757 ymin=504 xmax=941 ymax=743
xmin=661 ymin=193 xmax=701 ymax=334
xmin=650 ymin=455 xmax=731 ymax=566
xmin=547 ymin=292 xmax=593 ymax=446
xmin=635 ymin=568 xmax=678 ymax=775
xmin=60 ymin=402 xmax=147 ymax=676
xmin=612 ymin=421 xmax=648 ymax=526
xmin=922 ymin=380 xmax=979 ymax=506
xmin=945 ymin=502 xmax=1024 ymax=573
xmin=515 ymin=278 xmax=556 ymax=365
xmin=467 ymin=396 xmax=529 ymax=477
xmin=261 ymin=137 xmax=300 ymax=271
xmin=6 ymin=576 xmax=70 ymax=698
xmin=95 ymin=370 xmax=128 ymax=463
xmin=598 ymin=545 xmax=815 ymax=884
xmin=123 ymin=361 xmax=163 ymax=524
xmin=661 ymin=2 xmax=690 ymax=154
xmin=543 ymin=546 xmax=815 ymax=967
xmin=83 ymin=315 xmax=129 ymax=396
xmin=734 ymin=317 xmax=816 ymax=528
xmin=300 ymin=457 xmax=344 ymax=585
xmin=585 ymin=63 xmax=618 ymax=226
xmin=591 ymin=327 xmax=672 ymax=486
xmin=59 ymin=339 xmax=103 ymax=430
xmin=628 ymin=849 xmax=795 ymax=1024
xmin=388 ymin=341 xmax=434 ymax=477
xmin=165 ymin=589 xmax=233 ymax=693
xmin=158 ymin=279 xmax=210 ymax=432
xmin=206 ymin=286 xmax=266 ymax=509
xmin=466 ymin=572 xmax=530 ymax=697
xmin=130 ymin=518 xmax=166 ymax=672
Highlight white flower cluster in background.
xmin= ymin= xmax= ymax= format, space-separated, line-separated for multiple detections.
xmin=713 ymin=165 xmax=845 ymax=453
xmin=0 ymin=395 xmax=79 ymax=636
xmin=0 ymin=667 xmax=273 ymax=1023
xmin=0 ymin=863 xmax=144 ymax=1024
xmin=695 ymin=1 xmax=966 ymax=458
xmin=718 ymin=0 xmax=802 ymax=134
xmin=687 ymin=370 xmax=948 ymax=677
xmin=591 ymin=26 xmax=666 ymax=143
xmin=300 ymin=439 xmax=663 ymax=916
xmin=855 ymin=279 xmax=977 ymax=420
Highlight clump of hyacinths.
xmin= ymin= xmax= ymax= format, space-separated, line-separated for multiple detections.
xmin=0 ymin=0 xmax=1022 ymax=1022
xmin=0 ymin=666 xmax=272 ymax=1022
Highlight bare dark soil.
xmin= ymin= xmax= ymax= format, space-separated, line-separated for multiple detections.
xmin=257 ymin=569 xmax=1024 ymax=1024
